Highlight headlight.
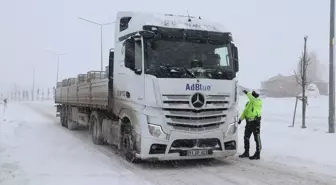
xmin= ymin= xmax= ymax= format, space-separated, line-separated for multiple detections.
xmin=234 ymin=113 xmax=239 ymax=123
xmin=223 ymin=113 xmax=238 ymax=138
xmin=228 ymin=122 xmax=237 ymax=134
xmin=148 ymin=124 xmax=169 ymax=140
xmin=224 ymin=122 xmax=238 ymax=138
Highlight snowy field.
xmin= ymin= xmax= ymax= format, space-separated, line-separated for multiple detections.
xmin=1 ymin=96 xmax=336 ymax=185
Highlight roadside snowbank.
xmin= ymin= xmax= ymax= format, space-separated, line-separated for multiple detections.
xmin=238 ymin=95 xmax=336 ymax=176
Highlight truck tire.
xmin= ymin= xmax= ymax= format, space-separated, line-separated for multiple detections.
xmin=60 ymin=106 xmax=66 ymax=127
xmin=63 ymin=106 xmax=69 ymax=128
xmin=90 ymin=112 xmax=105 ymax=145
xmin=60 ymin=106 xmax=64 ymax=126
xmin=121 ymin=120 xmax=137 ymax=163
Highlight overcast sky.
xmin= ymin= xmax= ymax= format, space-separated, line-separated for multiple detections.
xmin=0 ymin=0 xmax=330 ymax=93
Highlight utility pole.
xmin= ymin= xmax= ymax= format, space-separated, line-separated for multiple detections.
xmin=78 ymin=17 xmax=115 ymax=71
xmin=57 ymin=55 xmax=60 ymax=84
xmin=32 ymin=68 xmax=35 ymax=101
xmin=302 ymin=36 xmax=308 ymax=129
xmin=101 ymin=24 xmax=103 ymax=71
xmin=329 ymin=0 xmax=336 ymax=133
xmin=46 ymin=50 xmax=67 ymax=84
xmin=55 ymin=53 xmax=67 ymax=83
xmin=14 ymin=84 xmax=17 ymax=102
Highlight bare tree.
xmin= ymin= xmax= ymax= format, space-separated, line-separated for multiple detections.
xmin=294 ymin=36 xmax=311 ymax=128
xmin=297 ymin=51 xmax=326 ymax=81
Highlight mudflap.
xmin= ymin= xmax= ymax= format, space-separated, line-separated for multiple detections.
xmin=55 ymin=104 xmax=61 ymax=117
xmin=55 ymin=104 xmax=61 ymax=112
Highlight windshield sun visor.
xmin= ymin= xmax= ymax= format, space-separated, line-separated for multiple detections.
xmin=143 ymin=25 xmax=232 ymax=44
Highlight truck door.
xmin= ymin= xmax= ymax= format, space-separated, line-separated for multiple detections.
xmin=133 ymin=37 xmax=145 ymax=102
xmin=122 ymin=36 xmax=145 ymax=104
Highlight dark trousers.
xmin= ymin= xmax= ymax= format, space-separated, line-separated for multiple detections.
xmin=244 ymin=118 xmax=262 ymax=153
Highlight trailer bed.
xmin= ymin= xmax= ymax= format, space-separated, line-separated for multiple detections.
xmin=55 ymin=79 xmax=109 ymax=109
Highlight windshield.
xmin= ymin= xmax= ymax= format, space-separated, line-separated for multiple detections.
xmin=144 ymin=39 xmax=235 ymax=79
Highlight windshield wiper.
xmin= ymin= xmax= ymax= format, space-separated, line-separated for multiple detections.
xmin=206 ymin=67 xmax=234 ymax=80
xmin=159 ymin=65 xmax=196 ymax=78
xmin=181 ymin=67 xmax=196 ymax=78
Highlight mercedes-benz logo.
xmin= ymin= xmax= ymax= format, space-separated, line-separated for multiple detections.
xmin=191 ymin=93 xmax=205 ymax=108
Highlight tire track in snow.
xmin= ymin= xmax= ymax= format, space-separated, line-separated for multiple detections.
xmin=22 ymin=103 xmax=247 ymax=184
xmin=22 ymin=105 xmax=238 ymax=185
xmin=23 ymin=102 xmax=336 ymax=185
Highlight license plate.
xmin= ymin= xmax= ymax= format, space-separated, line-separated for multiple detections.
xmin=186 ymin=149 xmax=209 ymax=156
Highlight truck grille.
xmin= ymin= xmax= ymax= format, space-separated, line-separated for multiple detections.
xmin=169 ymin=138 xmax=222 ymax=153
xmin=162 ymin=94 xmax=230 ymax=131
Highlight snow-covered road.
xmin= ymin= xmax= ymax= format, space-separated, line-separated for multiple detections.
xmin=1 ymin=101 xmax=335 ymax=185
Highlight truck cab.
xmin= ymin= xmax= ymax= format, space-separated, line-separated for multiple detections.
xmin=109 ymin=11 xmax=240 ymax=161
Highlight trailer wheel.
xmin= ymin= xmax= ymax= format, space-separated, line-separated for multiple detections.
xmin=59 ymin=106 xmax=63 ymax=126
xmin=90 ymin=113 xmax=104 ymax=145
xmin=121 ymin=120 xmax=137 ymax=163
xmin=60 ymin=106 xmax=66 ymax=127
xmin=63 ymin=106 xmax=69 ymax=128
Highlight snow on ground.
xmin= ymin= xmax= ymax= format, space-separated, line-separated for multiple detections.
xmin=0 ymin=101 xmax=153 ymax=185
xmin=238 ymin=95 xmax=336 ymax=176
xmin=0 ymin=97 xmax=336 ymax=185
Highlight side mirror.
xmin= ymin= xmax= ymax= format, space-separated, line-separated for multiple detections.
xmin=109 ymin=49 xmax=114 ymax=74
xmin=135 ymin=68 xmax=142 ymax=75
xmin=232 ymin=46 xmax=239 ymax=72
xmin=124 ymin=38 xmax=135 ymax=70
xmin=109 ymin=49 xmax=114 ymax=64
xmin=139 ymin=30 xmax=155 ymax=39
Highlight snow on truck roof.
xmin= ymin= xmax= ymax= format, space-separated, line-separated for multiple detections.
xmin=116 ymin=11 xmax=227 ymax=34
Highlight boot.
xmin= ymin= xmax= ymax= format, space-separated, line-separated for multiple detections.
xmin=238 ymin=151 xmax=249 ymax=158
xmin=249 ymin=151 xmax=260 ymax=160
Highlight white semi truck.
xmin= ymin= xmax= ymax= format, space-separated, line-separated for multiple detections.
xmin=55 ymin=11 xmax=240 ymax=162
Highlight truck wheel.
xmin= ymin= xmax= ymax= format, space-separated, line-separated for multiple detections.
xmin=60 ymin=107 xmax=63 ymax=126
xmin=60 ymin=106 xmax=66 ymax=127
xmin=64 ymin=106 xmax=69 ymax=128
xmin=121 ymin=122 xmax=137 ymax=163
xmin=90 ymin=114 xmax=104 ymax=145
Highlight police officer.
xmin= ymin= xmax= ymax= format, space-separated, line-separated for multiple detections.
xmin=238 ymin=90 xmax=263 ymax=160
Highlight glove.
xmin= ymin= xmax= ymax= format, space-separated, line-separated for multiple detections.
xmin=238 ymin=119 xmax=242 ymax=124
xmin=243 ymin=90 xmax=248 ymax=94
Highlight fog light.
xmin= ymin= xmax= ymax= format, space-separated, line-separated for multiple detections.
xmin=224 ymin=141 xmax=236 ymax=150
xmin=149 ymin=144 xmax=167 ymax=154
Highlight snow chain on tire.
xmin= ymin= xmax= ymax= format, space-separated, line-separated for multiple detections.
xmin=121 ymin=121 xmax=137 ymax=163
xmin=91 ymin=113 xmax=105 ymax=145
